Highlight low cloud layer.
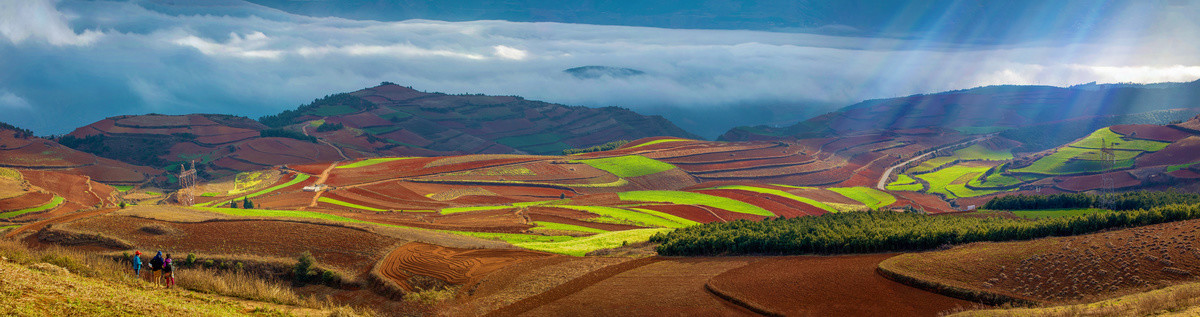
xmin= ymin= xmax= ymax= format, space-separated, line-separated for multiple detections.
xmin=1 ymin=0 xmax=1198 ymax=136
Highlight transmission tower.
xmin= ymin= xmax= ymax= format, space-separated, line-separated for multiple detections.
xmin=179 ymin=160 xmax=197 ymax=206
xmin=1098 ymin=139 xmax=1116 ymax=209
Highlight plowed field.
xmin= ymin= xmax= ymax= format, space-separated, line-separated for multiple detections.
xmin=376 ymin=242 xmax=553 ymax=291
xmin=708 ymin=254 xmax=977 ymax=316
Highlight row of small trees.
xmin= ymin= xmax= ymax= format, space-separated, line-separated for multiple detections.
xmin=651 ymin=203 xmax=1200 ymax=256
xmin=562 ymin=140 xmax=630 ymax=155
xmin=229 ymin=198 xmax=255 ymax=209
xmin=983 ymin=191 xmax=1200 ymax=211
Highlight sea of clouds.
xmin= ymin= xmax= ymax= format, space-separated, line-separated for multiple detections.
xmin=1 ymin=0 xmax=1198 ymax=136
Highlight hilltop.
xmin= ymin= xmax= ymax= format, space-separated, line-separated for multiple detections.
xmin=58 ymin=84 xmax=700 ymax=180
xmin=0 ymin=123 xmax=157 ymax=185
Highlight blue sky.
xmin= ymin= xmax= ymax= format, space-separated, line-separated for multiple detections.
xmin=1 ymin=0 xmax=1198 ymax=137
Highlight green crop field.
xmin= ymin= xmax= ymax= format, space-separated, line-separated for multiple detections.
xmin=968 ymin=167 xmax=1030 ymax=188
xmin=704 ymin=185 xmax=838 ymax=213
xmin=827 ymin=187 xmax=896 ymax=210
xmin=318 ymin=197 xmax=385 ymax=212
xmin=112 ymin=185 xmax=133 ymax=192
xmin=908 ymin=157 xmax=956 ymax=174
xmin=629 ymin=208 xmax=701 ymax=227
xmin=0 ymin=196 xmax=64 ymax=219
xmin=626 ymin=138 xmax=692 ymax=149
xmin=953 ymin=144 xmax=1013 ymax=161
xmin=1071 ymin=127 xmax=1170 ymax=151
xmin=886 ymin=175 xmax=924 ymax=191
xmin=530 ymin=221 xmax=608 ymax=234
xmin=916 ymin=164 xmax=994 ymax=198
xmin=194 ymin=206 xmax=365 ymax=223
xmin=198 ymin=173 xmax=311 ymax=207
xmin=618 ymin=190 xmax=775 ymax=216
xmin=1009 ymin=208 xmax=1111 ymax=219
xmin=1167 ymin=162 xmax=1200 ymax=172
xmin=573 ymin=155 xmax=676 ymax=178
xmin=439 ymin=205 xmax=513 ymax=214
xmin=514 ymin=228 xmax=672 ymax=256
xmin=336 ymin=157 xmax=416 ymax=169
xmin=1011 ymin=147 xmax=1140 ymax=175
xmin=362 ymin=125 xmax=404 ymax=135
xmin=554 ymin=205 xmax=694 ymax=228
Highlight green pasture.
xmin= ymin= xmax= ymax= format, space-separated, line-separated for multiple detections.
xmin=1071 ymin=127 xmax=1169 ymax=151
xmin=0 ymin=196 xmax=64 ymax=219
xmin=618 ymin=190 xmax=775 ymax=216
xmin=703 ymin=185 xmax=838 ymax=213
xmin=626 ymin=138 xmax=692 ymax=149
xmin=112 ymin=185 xmax=134 ymax=193
xmin=530 ymin=221 xmax=608 ymax=234
xmin=336 ymin=157 xmax=416 ymax=169
xmin=916 ymin=164 xmax=994 ymax=198
xmin=318 ymin=197 xmax=385 ymax=212
xmin=554 ymin=205 xmax=694 ymax=228
xmin=513 ymin=228 xmax=672 ymax=256
xmin=886 ymin=175 xmax=924 ymax=191
xmin=439 ymin=205 xmax=513 ymax=214
xmin=1011 ymin=147 xmax=1140 ymax=175
xmin=827 ymin=187 xmax=896 ymax=210
xmin=573 ymin=155 xmax=676 ymax=178
xmin=908 ymin=157 xmax=956 ymax=174
xmin=953 ymin=144 xmax=1013 ymax=161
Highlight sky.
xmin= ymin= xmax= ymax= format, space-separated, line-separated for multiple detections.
xmin=1 ymin=0 xmax=1199 ymax=138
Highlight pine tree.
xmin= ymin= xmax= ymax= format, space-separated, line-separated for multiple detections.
xmin=242 ymin=198 xmax=254 ymax=209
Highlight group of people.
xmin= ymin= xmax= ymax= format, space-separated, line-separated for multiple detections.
xmin=130 ymin=250 xmax=175 ymax=288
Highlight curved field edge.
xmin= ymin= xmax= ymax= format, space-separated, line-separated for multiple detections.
xmin=512 ymin=228 xmax=671 ymax=256
xmin=0 ymin=195 xmax=64 ymax=219
xmin=618 ymin=190 xmax=775 ymax=216
xmin=702 ymin=281 xmax=785 ymax=317
xmin=336 ymin=157 xmax=416 ymax=169
xmin=482 ymin=257 xmax=662 ymax=317
xmin=198 ymin=173 xmax=311 ymax=207
xmin=877 ymin=255 xmax=1041 ymax=307
xmin=949 ymin=280 xmax=1200 ymax=316
xmin=570 ymin=155 xmax=676 ymax=178
xmin=827 ymin=187 xmax=896 ymax=210
xmin=189 ymin=207 xmax=653 ymax=256
xmin=702 ymin=185 xmax=837 ymax=213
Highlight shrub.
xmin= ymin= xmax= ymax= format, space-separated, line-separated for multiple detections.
xmin=294 ymin=251 xmax=314 ymax=284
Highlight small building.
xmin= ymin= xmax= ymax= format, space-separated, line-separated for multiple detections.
xmin=302 ymin=184 xmax=328 ymax=192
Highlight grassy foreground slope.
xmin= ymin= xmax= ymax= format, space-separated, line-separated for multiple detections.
xmin=0 ymin=259 xmax=314 ymax=316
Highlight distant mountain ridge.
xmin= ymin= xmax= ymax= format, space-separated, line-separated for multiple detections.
xmin=721 ymin=79 xmax=1200 ymax=141
xmin=56 ymin=83 xmax=700 ymax=180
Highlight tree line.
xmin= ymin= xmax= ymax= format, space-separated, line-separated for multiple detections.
xmin=258 ymin=93 xmax=374 ymax=128
xmin=983 ymin=191 xmax=1200 ymax=211
xmin=562 ymin=140 xmax=630 ymax=155
xmin=650 ymin=203 xmax=1200 ymax=256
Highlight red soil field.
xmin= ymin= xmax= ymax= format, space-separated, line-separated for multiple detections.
xmin=1110 ymin=124 xmax=1195 ymax=142
xmin=20 ymin=170 xmax=112 ymax=207
xmin=66 ymin=216 xmax=396 ymax=273
xmin=883 ymin=218 xmax=1200 ymax=303
xmin=1136 ymin=136 xmax=1200 ymax=166
xmin=893 ymin=191 xmax=956 ymax=214
xmin=0 ymin=191 xmax=53 ymax=212
xmin=675 ymin=155 xmax=816 ymax=174
xmin=1054 ymin=171 xmax=1141 ymax=192
xmin=694 ymin=189 xmax=825 ymax=217
xmin=493 ymin=257 xmax=759 ymax=317
xmin=526 ymin=213 xmax=645 ymax=231
xmin=376 ymin=242 xmax=553 ymax=291
xmin=708 ymin=254 xmax=978 ymax=316
xmin=1172 ymin=116 xmax=1200 ymax=133
xmin=634 ymin=204 xmax=765 ymax=223
xmin=1169 ymin=169 xmax=1200 ymax=179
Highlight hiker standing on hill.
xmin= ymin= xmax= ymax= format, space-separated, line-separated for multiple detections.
xmin=163 ymin=255 xmax=176 ymax=289
xmin=131 ymin=251 xmax=142 ymax=278
xmin=150 ymin=251 xmax=164 ymax=286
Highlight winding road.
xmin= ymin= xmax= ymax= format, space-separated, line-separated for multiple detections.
xmin=875 ymin=135 xmax=993 ymax=190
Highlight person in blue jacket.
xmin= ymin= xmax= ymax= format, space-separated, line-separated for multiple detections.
xmin=150 ymin=251 xmax=164 ymax=285
xmin=131 ymin=251 xmax=143 ymax=279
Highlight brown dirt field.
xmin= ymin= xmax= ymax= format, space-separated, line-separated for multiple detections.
xmin=325 ymin=209 xmax=530 ymax=233
xmin=1170 ymin=169 xmax=1200 ymax=179
xmin=695 ymin=189 xmax=826 ymax=217
xmin=893 ymin=191 xmax=956 ymax=214
xmin=1054 ymin=171 xmax=1142 ymax=192
xmin=1110 ymin=124 xmax=1195 ymax=142
xmin=882 ymin=218 xmax=1200 ymax=304
xmin=288 ymin=162 xmax=334 ymax=175
xmin=5 ymin=207 xmax=116 ymax=239
xmin=0 ymin=191 xmax=53 ymax=213
xmin=526 ymin=212 xmax=645 ymax=231
xmin=1136 ymin=136 xmax=1200 ymax=166
xmin=498 ymin=257 xmax=760 ymax=317
xmin=449 ymin=256 xmax=631 ymax=316
xmin=624 ymin=168 xmax=698 ymax=191
xmin=376 ymin=242 xmax=554 ymax=292
xmin=21 ymin=170 xmax=106 ymax=207
xmin=710 ymin=254 xmax=978 ymax=316
xmin=65 ymin=215 xmax=397 ymax=273
xmin=211 ymin=156 xmax=270 ymax=172
xmin=675 ymin=155 xmax=815 ymax=173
